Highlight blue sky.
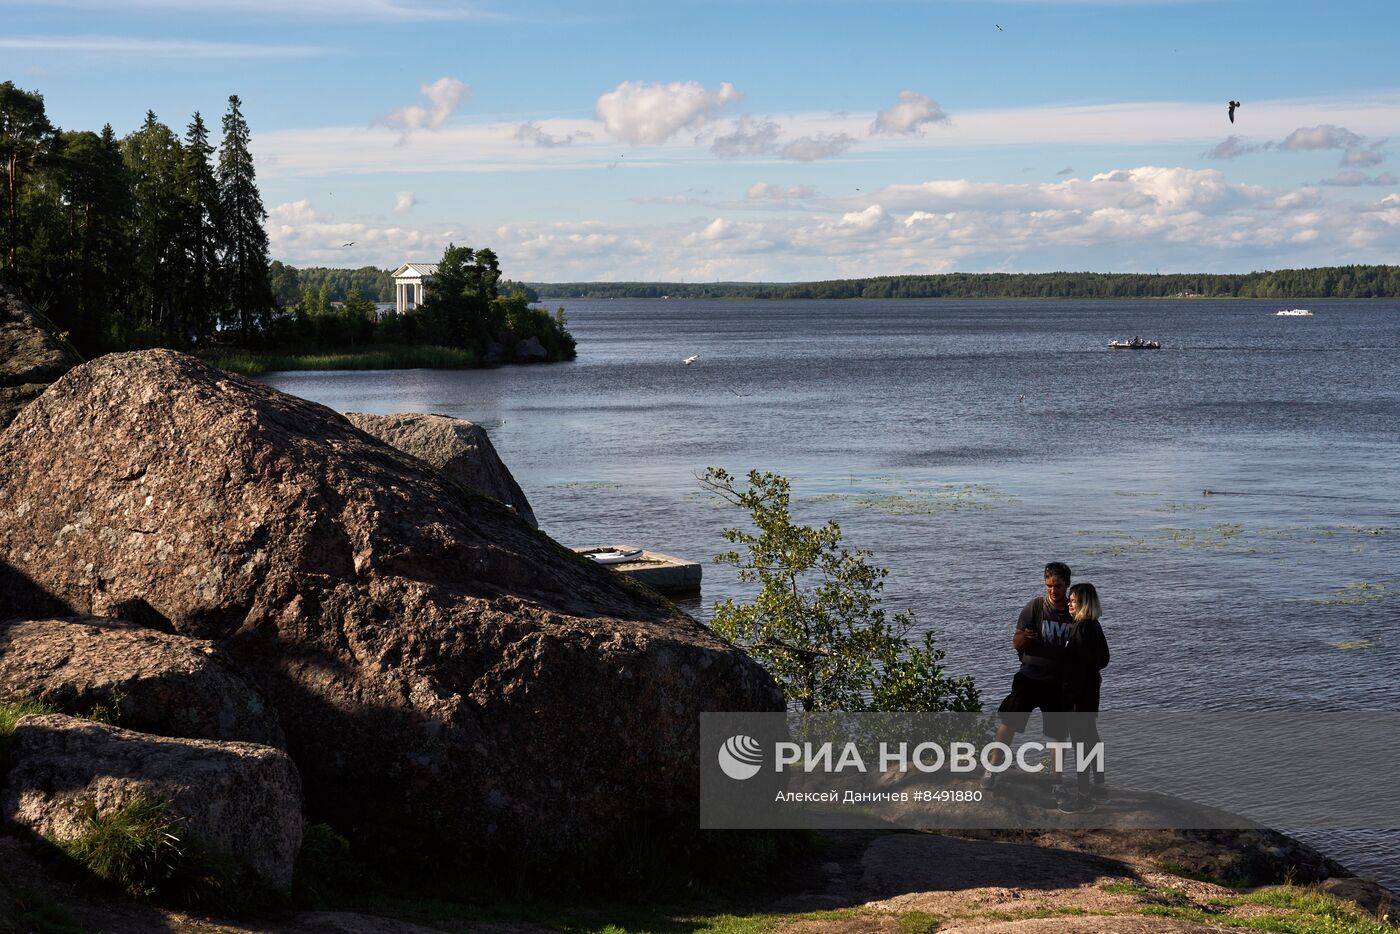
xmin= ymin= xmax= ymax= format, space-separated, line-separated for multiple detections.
xmin=4 ymin=0 xmax=1398 ymax=280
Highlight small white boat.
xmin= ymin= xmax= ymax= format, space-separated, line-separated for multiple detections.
xmin=1108 ymin=337 xmax=1161 ymax=350
xmin=582 ymin=546 xmax=644 ymax=565
xmin=1275 ymin=308 xmax=1313 ymax=316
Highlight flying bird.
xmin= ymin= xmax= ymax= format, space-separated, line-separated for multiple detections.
xmin=683 ymin=355 xmax=699 ymax=365
xmin=996 ymin=24 xmax=1003 ymax=31
xmin=342 ymin=241 xmax=355 ymax=247
xmin=1227 ymin=101 xmax=1241 ymax=123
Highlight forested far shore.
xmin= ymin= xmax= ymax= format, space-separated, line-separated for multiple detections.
xmin=525 ymin=265 xmax=1400 ymax=300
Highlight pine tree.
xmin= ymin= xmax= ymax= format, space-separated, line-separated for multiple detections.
xmin=0 ymin=81 xmax=57 ymax=275
xmin=217 ymin=95 xmax=274 ymax=344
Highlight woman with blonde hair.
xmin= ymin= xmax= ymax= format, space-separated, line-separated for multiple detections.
xmin=1060 ymin=582 xmax=1110 ymax=811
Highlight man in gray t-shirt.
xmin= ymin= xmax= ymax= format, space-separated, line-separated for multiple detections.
xmin=980 ymin=562 xmax=1073 ymax=789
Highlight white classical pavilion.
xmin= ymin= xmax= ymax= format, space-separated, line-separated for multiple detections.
xmin=390 ymin=263 xmax=438 ymax=314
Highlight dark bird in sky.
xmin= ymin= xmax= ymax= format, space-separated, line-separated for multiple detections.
xmin=342 ymin=241 xmax=355 ymax=247
xmin=1228 ymin=100 xmax=1241 ymax=123
xmin=996 ymin=24 xmax=1003 ymax=31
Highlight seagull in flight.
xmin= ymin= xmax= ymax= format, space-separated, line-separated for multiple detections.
xmin=1227 ymin=101 xmax=1241 ymax=124
xmin=342 ymin=241 xmax=355 ymax=247
xmin=683 ymin=354 xmax=699 ymax=365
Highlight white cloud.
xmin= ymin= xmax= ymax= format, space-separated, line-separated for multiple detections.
xmin=1279 ymin=124 xmax=1363 ymax=151
xmin=1269 ymin=189 xmax=1321 ymax=211
xmin=381 ymin=77 xmax=469 ymax=139
xmin=870 ymin=90 xmax=949 ymax=136
xmin=277 ymin=168 xmax=1400 ymax=281
xmin=268 ymin=199 xmax=451 ymax=266
xmin=594 ymin=80 xmax=741 ymax=145
xmin=255 ymin=91 xmax=1400 ymax=180
xmin=747 ymin=182 xmax=817 ymax=201
xmin=393 ymin=191 xmax=417 ymax=213
xmin=1319 ymin=170 xmax=1398 ymax=187
xmin=270 ymin=199 xmax=323 ymax=226
xmin=0 ymin=34 xmax=324 ymax=56
xmin=781 ymin=133 xmax=855 ymax=162
xmin=1342 ymin=141 xmax=1387 ymax=167
xmin=1204 ymin=135 xmax=1269 ymax=160
xmin=712 ymin=116 xmax=781 ymax=158
xmin=514 ymin=120 xmax=586 ymax=148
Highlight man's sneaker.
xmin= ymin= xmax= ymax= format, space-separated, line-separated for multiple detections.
xmin=979 ymin=771 xmax=998 ymax=791
xmin=1056 ymin=790 xmax=1095 ymax=814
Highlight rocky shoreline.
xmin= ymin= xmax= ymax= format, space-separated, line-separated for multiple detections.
xmin=0 ymin=282 xmax=1394 ymax=930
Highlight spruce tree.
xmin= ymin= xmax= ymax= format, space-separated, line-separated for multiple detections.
xmin=55 ymin=127 xmax=131 ymax=348
xmin=217 ymin=94 xmax=274 ymax=344
xmin=179 ymin=112 xmax=222 ymax=345
xmin=122 ymin=111 xmax=184 ymax=342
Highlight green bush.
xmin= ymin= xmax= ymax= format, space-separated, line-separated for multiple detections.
xmin=701 ymin=468 xmax=981 ymax=713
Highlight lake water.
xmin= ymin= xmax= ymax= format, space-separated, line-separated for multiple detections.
xmin=264 ymin=298 xmax=1400 ymax=887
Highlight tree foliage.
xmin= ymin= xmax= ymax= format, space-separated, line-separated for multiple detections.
xmin=217 ymin=95 xmax=274 ymax=344
xmin=702 ymin=467 xmax=981 ymax=713
xmin=0 ymin=81 xmax=57 ymax=272
xmin=1 ymin=83 xmax=573 ymax=365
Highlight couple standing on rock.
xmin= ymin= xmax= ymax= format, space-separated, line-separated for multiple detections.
xmin=981 ymin=561 xmax=1111 ymax=813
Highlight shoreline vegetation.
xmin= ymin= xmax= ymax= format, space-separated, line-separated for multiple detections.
xmin=524 ymin=264 xmax=1400 ymax=300
xmin=200 ymin=344 xmax=480 ymax=375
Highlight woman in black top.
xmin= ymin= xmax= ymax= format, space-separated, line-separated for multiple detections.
xmin=1065 ymin=582 xmax=1110 ymax=804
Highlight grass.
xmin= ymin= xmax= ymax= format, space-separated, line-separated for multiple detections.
xmin=52 ymin=796 xmax=246 ymax=910
xmin=0 ymin=700 xmax=57 ymax=735
xmin=1328 ymin=639 xmax=1374 ymax=651
xmin=55 ymin=797 xmax=186 ymax=899
xmin=0 ymin=700 xmax=57 ymax=767
xmin=1117 ymin=880 xmax=1395 ymax=934
xmin=201 ymin=344 xmax=480 ymax=375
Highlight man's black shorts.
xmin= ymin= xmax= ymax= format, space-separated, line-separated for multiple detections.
xmin=997 ymin=672 xmax=1069 ymax=737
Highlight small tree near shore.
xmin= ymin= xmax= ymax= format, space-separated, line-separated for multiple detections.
xmin=702 ymin=467 xmax=981 ymax=713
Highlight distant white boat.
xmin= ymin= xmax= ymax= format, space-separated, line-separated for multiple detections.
xmin=1275 ymin=308 xmax=1314 ymax=316
xmin=1108 ymin=337 xmax=1161 ymax=350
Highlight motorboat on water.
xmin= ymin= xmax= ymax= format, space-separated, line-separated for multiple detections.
xmin=1108 ymin=336 xmax=1161 ymax=349
xmin=1275 ymin=308 xmax=1314 ymax=316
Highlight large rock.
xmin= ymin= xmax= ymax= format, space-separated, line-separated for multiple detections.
xmin=2 ymin=713 xmax=301 ymax=890
xmin=0 ymin=350 xmax=781 ymax=862
xmin=344 ymin=411 xmax=538 ymax=529
xmin=0 ymin=283 xmax=79 ymax=431
xmin=0 ymin=617 xmax=284 ymax=748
